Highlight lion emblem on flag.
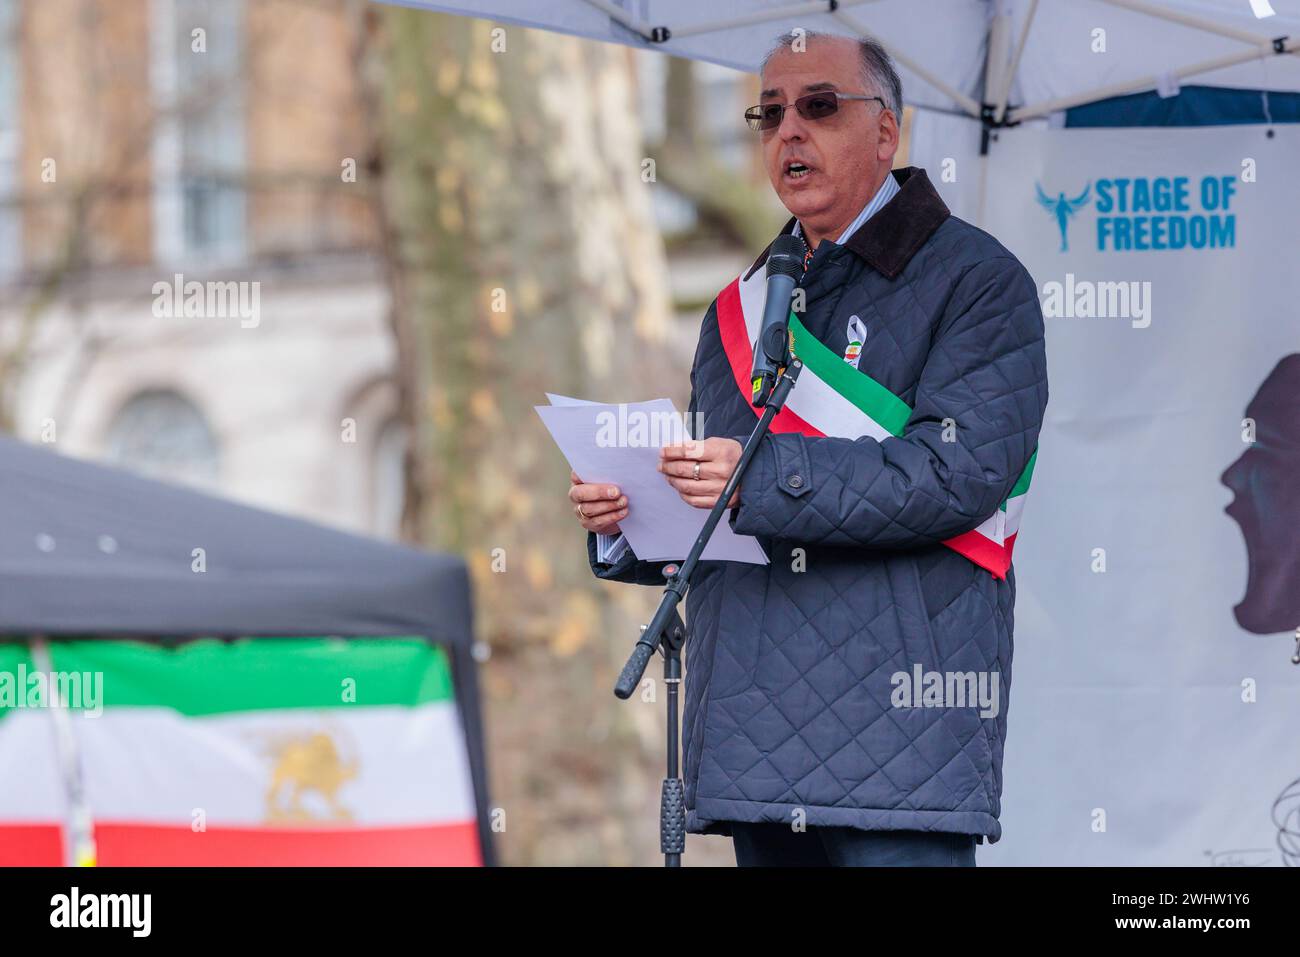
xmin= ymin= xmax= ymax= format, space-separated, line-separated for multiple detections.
xmin=262 ymin=729 xmax=358 ymax=823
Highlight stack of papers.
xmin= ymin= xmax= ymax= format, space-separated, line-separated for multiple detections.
xmin=536 ymin=394 xmax=768 ymax=565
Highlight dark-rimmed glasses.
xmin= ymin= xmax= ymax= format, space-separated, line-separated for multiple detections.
xmin=745 ymin=92 xmax=887 ymax=132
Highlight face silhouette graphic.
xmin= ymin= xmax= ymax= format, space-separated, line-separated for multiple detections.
xmin=1221 ymin=354 xmax=1300 ymax=635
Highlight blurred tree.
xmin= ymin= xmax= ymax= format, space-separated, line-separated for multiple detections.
xmin=664 ymin=56 xmax=700 ymax=152
xmin=350 ymin=4 xmax=711 ymax=864
xmin=655 ymin=57 xmax=780 ymax=250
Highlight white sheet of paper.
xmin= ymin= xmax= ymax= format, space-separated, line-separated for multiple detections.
xmin=547 ymin=395 xmax=633 ymax=564
xmin=537 ymin=395 xmax=769 ymax=565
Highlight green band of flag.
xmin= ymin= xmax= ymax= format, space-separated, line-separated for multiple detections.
xmin=2 ymin=637 xmax=453 ymax=717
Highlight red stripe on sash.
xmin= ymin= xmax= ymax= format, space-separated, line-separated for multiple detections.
xmin=943 ymin=528 xmax=1012 ymax=580
xmin=716 ymin=279 xmax=824 ymax=437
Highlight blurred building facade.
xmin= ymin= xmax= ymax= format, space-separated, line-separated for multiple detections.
xmin=0 ymin=0 xmax=403 ymax=536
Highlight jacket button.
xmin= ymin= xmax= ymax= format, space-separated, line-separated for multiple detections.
xmin=787 ymin=474 xmax=804 ymax=489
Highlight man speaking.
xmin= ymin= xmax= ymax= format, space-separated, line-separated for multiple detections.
xmin=569 ymin=31 xmax=1047 ymax=866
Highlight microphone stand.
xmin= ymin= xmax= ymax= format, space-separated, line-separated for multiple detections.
xmin=613 ymin=357 xmax=804 ymax=867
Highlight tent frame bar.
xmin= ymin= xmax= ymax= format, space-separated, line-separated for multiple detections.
xmin=1098 ymin=0 xmax=1285 ymax=47
xmin=577 ymin=0 xmax=658 ymax=41
xmin=591 ymin=0 xmax=986 ymax=121
xmin=993 ymin=0 xmax=1038 ymax=124
xmin=664 ymin=0 xmax=879 ymax=42
xmin=832 ymin=6 xmax=983 ymax=118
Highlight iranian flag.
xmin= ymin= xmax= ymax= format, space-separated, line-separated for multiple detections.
xmin=0 ymin=637 xmax=481 ymax=866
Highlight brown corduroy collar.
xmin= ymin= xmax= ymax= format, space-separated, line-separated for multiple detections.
xmin=745 ymin=166 xmax=951 ymax=282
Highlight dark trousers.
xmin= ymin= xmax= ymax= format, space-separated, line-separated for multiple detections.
xmin=731 ymin=822 xmax=977 ymax=867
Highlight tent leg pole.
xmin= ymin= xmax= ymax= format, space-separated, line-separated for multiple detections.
xmin=31 ymin=635 xmax=97 ymax=867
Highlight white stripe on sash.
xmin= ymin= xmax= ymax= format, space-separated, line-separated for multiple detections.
xmin=738 ymin=268 xmax=893 ymax=443
xmin=1004 ymin=493 xmax=1027 ymax=538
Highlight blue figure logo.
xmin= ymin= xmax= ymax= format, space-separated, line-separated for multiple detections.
xmin=1035 ymin=182 xmax=1091 ymax=252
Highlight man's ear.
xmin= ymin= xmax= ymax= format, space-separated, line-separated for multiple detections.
xmin=877 ymin=109 xmax=900 ymax=162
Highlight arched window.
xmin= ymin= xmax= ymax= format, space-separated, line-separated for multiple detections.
xmin=104 ymin=389 xmax=220 ymax=487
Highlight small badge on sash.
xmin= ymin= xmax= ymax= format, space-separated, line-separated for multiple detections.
xmin=843 ymin=315 xmax=867 ymax=369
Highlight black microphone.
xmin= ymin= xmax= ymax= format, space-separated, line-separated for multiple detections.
xmin=750 ymin=233 xmax=807 ymax=407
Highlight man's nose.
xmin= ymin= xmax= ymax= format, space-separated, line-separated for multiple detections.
xmin=777 ymin=106 xmax=808 ymax=141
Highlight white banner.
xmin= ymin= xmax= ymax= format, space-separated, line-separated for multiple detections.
xmin=968 ymin=124 xmax=1300 ymax=866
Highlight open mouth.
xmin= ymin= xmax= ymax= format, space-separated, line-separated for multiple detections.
xmin=784 ymin=161 xmax=813 ymax=180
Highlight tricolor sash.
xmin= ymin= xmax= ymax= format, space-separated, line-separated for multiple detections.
xmin=716 ymin=267 xmax=1036 ymax=580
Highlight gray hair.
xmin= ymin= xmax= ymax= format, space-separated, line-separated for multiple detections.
xmin=760 ymin=29 xmax=903 ymax=120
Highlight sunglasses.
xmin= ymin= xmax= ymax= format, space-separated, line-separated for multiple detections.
xmin=745 ymin=92 xmax=887 ymax=132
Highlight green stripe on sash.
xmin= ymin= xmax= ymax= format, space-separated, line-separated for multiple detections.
xmin=789 ymin=313 xmax=913 ymax=436
xmin=1009 ymin=449 xmax=1036 ymax=498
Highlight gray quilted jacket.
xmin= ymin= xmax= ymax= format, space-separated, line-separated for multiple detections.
xmin=589 ymin=166 xmax=1048 ymax=842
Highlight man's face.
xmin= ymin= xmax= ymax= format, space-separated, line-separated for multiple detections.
xmin=758 ymin=37 xmax=898 ymax=239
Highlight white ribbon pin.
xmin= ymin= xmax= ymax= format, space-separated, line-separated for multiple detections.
xmin=843 ymin=315 xmax=867 ymax=369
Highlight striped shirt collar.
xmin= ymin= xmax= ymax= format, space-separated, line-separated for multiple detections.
xmin=792 ymin=170 xmax=901 ymax=248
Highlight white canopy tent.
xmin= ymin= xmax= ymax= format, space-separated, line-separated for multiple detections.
xmin=381 ymin=0 xmax=1300 ymax=123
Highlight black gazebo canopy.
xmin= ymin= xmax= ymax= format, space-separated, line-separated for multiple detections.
xmin=0 ymin=435 xmax=493 ymax=864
